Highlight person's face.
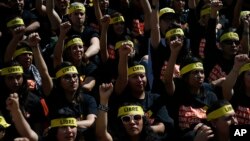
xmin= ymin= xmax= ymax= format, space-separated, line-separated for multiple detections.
xmin=199 ymin=14 xmax=210 ymax=26
xmin=112 ymin=22 xmax=125 ymax=35
xmin=56 ymin=126 xmax=77 ymax=141
xmin=16 ymin=53 xmax=33 ymax=70
xmin=221 ymin=40 xmax=240 ymax=57
xmin=70 ymin=44 xmax=84 ymax=62
xmin=172 ymin=0 xmax=186 ymax=12
xmin=100 ymin=0 xmax=109 ymax=11
xmin=55 ymin=0 xmax=70 ymax=10
xmin=9 ymin=0 xmax=24 ymax=11
xmin=213 ymin=113 xmax=238 ymax=138
xmin=121 ymin=114 xmax=143 ymax=136
xmin=4 ymin=73 xmax=23 ymax=93
xmin=128 ymin=73 xmax=147 ymax=93
xmin=243 ymin=71 xmax=250 ymax=88
xmin=159 ymin=15 xmax=178 ymax=34
xmin=60 ymin=73 xmax=79 ymax=93
xmin=69 ymin=10 xmax=86 ymax=27
xmin=187 ymin=69 xmax=205 ymax=88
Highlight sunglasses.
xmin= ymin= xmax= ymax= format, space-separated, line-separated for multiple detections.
xmin=121 ymin=114 xmax=143 ymax=123
xmin=222 ymin=40 xmax=240 ymax=45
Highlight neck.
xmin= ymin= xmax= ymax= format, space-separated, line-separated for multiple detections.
xmin=190 ymin=87 xmax=200 ymax=95
xmin=73 ymin=25 xmax=84 ymax=33
xmin=130 ymin=134 xmax=140 ymax=141
xmin=65 ymin=90 xmax=76 ymax=102
xmin=132 ymin=91 xmax=145 ymax=99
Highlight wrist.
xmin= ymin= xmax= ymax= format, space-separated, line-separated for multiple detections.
xmin=98 ymin=104 xmax=109 ymax=112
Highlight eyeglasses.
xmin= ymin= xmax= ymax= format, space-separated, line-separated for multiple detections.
xmin=121 ymin=115 xmax=143 ymax=123
xmin=61 ymin=74 xmax=78 ymax=82
xmin=222 ymin=40 xmax=240 ymax=46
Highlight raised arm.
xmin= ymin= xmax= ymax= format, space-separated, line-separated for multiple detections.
xmin=96 ymin=83 xmax=113 ymax=141
xmin=150 ymin=0 xmax=161 ymax=49
xmin=232 ymin=0 xmax=243 ymax=28
xmin=84 ymin=37 xmax=100 ymax=60
xmin=46 ymin=0 xmax=62 ymax=31
xmin=114 ymin=42 xmax=133 ymax=95
xmin=140 ymin=0 xmax=152 ymax=31
xmin=221 ymin=54 xmax=249 ymax=100
xmin=53 ymin=21 xmax=71 ymax=68
xmin=4 ymin=26 xmax=26 ymax=63
xmin=240 ymin=18 xmax=250 ymax=54
xmin=28 ymin=33 xmax=53 ymax=96
xmin=93 ymin=0 xmax=103 ymax=22
xmin=35 ymin=0 xmax=46 ymax=16
xmin=6 ymin=93 xmax=39 ymax=141
xmin=99 ymin=15 xmax=110 ymax=63
xmin=162 ymin=38 xmax=183 ymax=95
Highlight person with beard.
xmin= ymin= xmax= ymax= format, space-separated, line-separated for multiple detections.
xmin=6 ymin=0 xmax=40 ymax=34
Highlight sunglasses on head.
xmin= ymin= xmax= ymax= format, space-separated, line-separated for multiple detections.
xmin=121 ymin=114 xmax=143 ymax=123
xmin=222 ymin=40 xmax=240 ymax=45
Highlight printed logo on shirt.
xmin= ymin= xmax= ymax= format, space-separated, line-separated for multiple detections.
xmin=235 ymin=106 xmax=250 ymax=124
xmin=179 ymin=105 xmax=207 ymax=129
xmin=208 ymin=64 xmax=226 ymax=82
xmin=199 ymin=38 xmax=206 ymax=59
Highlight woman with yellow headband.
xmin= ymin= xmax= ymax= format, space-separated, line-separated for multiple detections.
xmin=221 ymin=54 xmax=250 ymax=125
xmin=6 ymin=92 xmax=79 ymax=141
xmin=54 ymin=20 xmax=98 ymax=93
xmin=96 ymin=83 xmax=161 ymax=141
xmin=163 ymin=39 xmax=218 ymax=140
xmin=45 ymin=61 xmax=97 ymax=141
xmin=0 ymin=61 xmax=47 ymax=140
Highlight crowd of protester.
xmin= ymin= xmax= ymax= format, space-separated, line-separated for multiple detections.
xmin=0 ymin=0 xmax=249 ymax=141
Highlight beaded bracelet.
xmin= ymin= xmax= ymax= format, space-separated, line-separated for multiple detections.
xmin=98 ymin=104 xmax=109 ymax=112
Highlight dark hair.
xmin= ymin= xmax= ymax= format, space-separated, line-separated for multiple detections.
xmin=179 ymin=56 xmax=202 ymax=80
xmin=62 ymin=34 xmax=83 ymax=63
xmin=114 ymin=102 xmax=160 ymax=141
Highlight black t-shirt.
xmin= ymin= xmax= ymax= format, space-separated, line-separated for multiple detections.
xmin=169 ymin=79 xmax=218 ymax=139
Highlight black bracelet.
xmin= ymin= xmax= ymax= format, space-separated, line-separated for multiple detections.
xmin=98 ymin=104 xmax=109 ymax=112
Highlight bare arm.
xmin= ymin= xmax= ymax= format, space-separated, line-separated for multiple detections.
xmin=162 ymin=39 xmax=183 ymax=95
xmin=29 ymin=33 xmax=53 ymax=96
xmin=6 ymin=93 xmax=39 ymax=141
xmin=85 ymin=37 xmax=100 ymax=59
xmin=96 ymin=83 xmax=113 ymax=141
xmin=77 ymin=114 xmax=96 ymax=128
xmin=82 ymin=76 xmax=96 ymax=92
xmin=53 ymin=21 xmax=71 ymax=68
xmin=140 ymin=0 xmax=152 ymax=31
xmin=25 ymin=21 xmax=40 ymax=34
xmin=150 ymin=0 xmax=161 ymax=49
xmin=46 ymin=0 xmax=62 ymax=31
xmin=240 ymin=18 xmax=250 ymax=54
xmin=93 ymin=0 xmax=103 ymax=22
xmin=114 ymin=44 xmax=133 ymax=95
xmin=232 ymin=0 xmax=243 ymax=28
xmin=222 ymin=54 xmax=249 ymax=100
xmin=4 ymin=26 xmax=26 ymax=63
xmin=99 ymin=15 xmax=110 ymax=63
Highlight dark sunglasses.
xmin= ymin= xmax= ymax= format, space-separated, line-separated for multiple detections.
xmin=222 ymin=40 xmax=240 ymax=45
xmin=121 ymin=115 xmax=143 ymax=123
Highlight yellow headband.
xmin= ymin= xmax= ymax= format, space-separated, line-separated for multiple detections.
xmin=200 ymin=7 xmax=211 ymax=17
xmin=0 ymin=116 xmax=10 ymax=128
xmin=207 ymin=105 xmax=235 ymax=121
xmin=240 ymin=11 xmax=250 ymax=19
xmin=68 ymin=2 xmax=86 ymax=14
xmin=7 ymin=17 xmax=24 ymax=28
xmin=109 ymin=16 xmax=125 ymax=24
xmin=56 ymin=66 xmax=78 ymax=79
xmin=1 ymin=66 xmax=23 ymax=76
xmin=115 ymin=40 xmax=134 ymax=50
xmin=65 ymin=37 xmax=84 ymax=49
xmin=180 ymin=62 xmax=203 ymax=75
xmin=13 ymin=47 xmax=33 ymax=59
xmin=50 ymin=117 xmax=77 ymax=128
xmin=239 ymin=63 xmax=250 ymax=75
xmin=118 ymin=105 xmax=144 ymax=117
xmin=128 ymin=65 xmax=145 ymax=76
xmin=220 ymin=32 xmax=239 ymax=42
xmin=159 ymin=7 xmax=175 ymax=18
xmin=165 ymin=28 xmax=184 ymax=39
